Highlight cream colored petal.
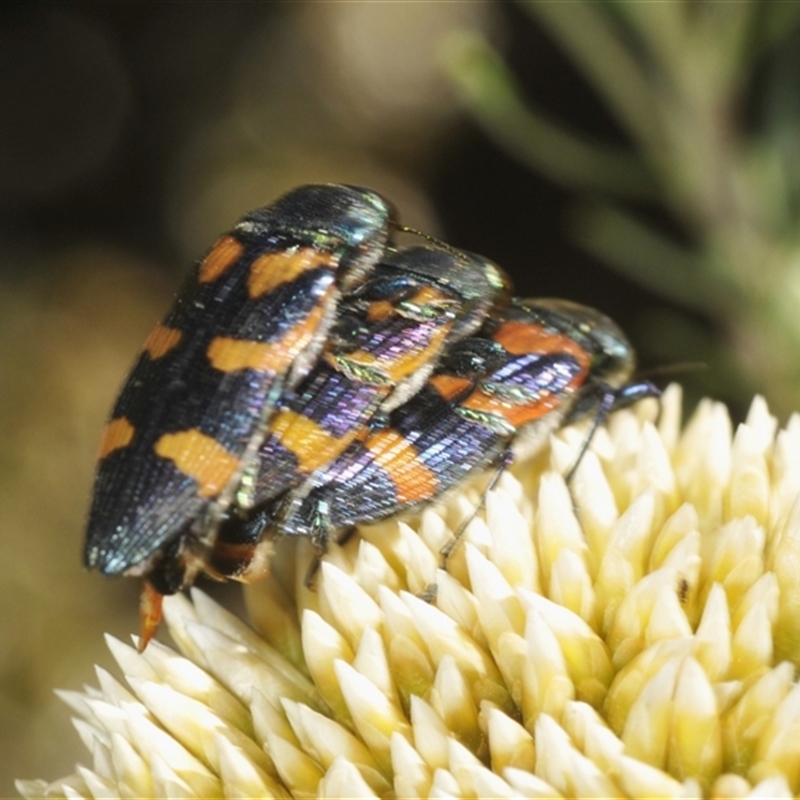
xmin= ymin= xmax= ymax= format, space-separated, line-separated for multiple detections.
xmin=430 ymin=655 xmax=480 ymax=753
xmin=722 ymin=661 xmax=794 ymax=771
xmin=334 ymin=659 xmax=410 ymax=773
xmin=83 ymin=698 xmax=142 ymax=741
xmin=467 ymin=764 xmax=521 ymax=799
xmin=595 ymin=490 xmax=658 ymax=635
xmin=94 ymin=668 xmax=139 ymax=708
xmin=699 ymin=516 xmax=766 ymax=611
xmin=386 ymin=632 xmax=435 ymax=708
xmin=657 ymin=383 xmax=684 ymax=454
xmin=184 ymin=590 xmax=319 ymax=707
xmin=771 ymin=497 xmax=800 ymax=664
xmin=751 ymin=681 xmax=800 ymax=787
xmin=390 ymin=731 xmax=431 ymax=799
xmin=317 ymin=757 xmax=378 ymax=799
xmin=694 ymin=583 xmax=733 ymax=680
xmin=521 ymin=604 xmax=574 ymax=722
xmin=503 ymin=766 xmax=562 ymax=798
xmin=264 ymin=730 xmax=323 ymax=799
xmin=534 ymin=472 xmax=588 ymax=592
xmin=76 ymin=767 xmax=119 ymax=800
xmin=159 ymin=591 xmax=204 ymax=664
xmin=519 ymin=590 xmax=613 ymax=708
xmin=15 ymin=779 xmax=57 ymax=799
xmin=108 ymin=732 xmax=151 ymax=800
xmin=732 ymin=569 xmax=779 ymax=632
xmin=482 ymin=703 xmax=536 ymax=773
xmin=485 ymin=486 xmax=539 ymax=592
xmin=125 ymin=677 xmax=272 ymax=777
xmin=317 ymin=561 xmax=383 ymax=648
xmin=300 ymin=609 xmax=354 ymax=722
xmin=649 ymin=503 xmax=700 ymax=572
xmin=353 ymin=626 xmax=398 ymax=707
xmin=123 ymin=708 xmax=220 ymax=795
xmin=465 ymin=543 xmax=524 ymax=647
xmin=214 ymin=732 xmax=287 ymax=799
xmin=89 ymin=735 xmax=113 ymax=783
xmin=149 ymin=750 xmax=220 ymax=798
xmin=727 ymin=424 xmax=771 ymax=527
xmin=244 ymin=572 xmax=304 ymax=669
xmin=669 ymin=656 xmax=722 ymax=782
xmin=391 ymin=521 xmax=441 ymax=593
xmin=605 ymin=567 xmax=693 ymax=669
xmin=730 ymin=579 xmax=777 ymax=679
xmin=547 ymin=548 xmax=597 ymax=627
xmin=567 ymin=447 xmax=619 ymax=564
xmin=621 ymin=653 xmax=681 ymax=767
xmin=747 ymin=775 xmax=793 ymax=798
xmin=630 ymin=421 xmax=678 ymax=507
xmin=110 ymin=635 xmax=253 ymax=736
xmin=281 ymin=699 xmax=381 ymax=778
xmin=409 ymin=695 xmax=450 ymax=772
xmin=495 ymin=632 xmax=534 ymax=725
xmin=616 ymin=753 xmax=685 ymax=798
xmin=444 ymin=737 xmax=485 ymax=795
xmin=534 ymin=713 xmax=621 ymax=797
xmin=744 ymin=396 xmax=778 ymax=450
xmin=71 ymin=718 xmax=108 ymax=758
xmin=427 ymin=765 xmax=462 ymax=797
xmin=352 ymin=538 xmax=403 ymax=596
xmin=416 ymin=507 xmax=456 ymax=563
xmin=710 ymin=772 xmax=752 ymax=798
xmin=184 ymin=621 xmax=318 ymax=712
xmin=401 ymin=590 xmax=504 ymax=690
xmin=250 ymin=688 xmax=298 ymax=750
xmin=433 ymin=569 xmax=485 ymax=649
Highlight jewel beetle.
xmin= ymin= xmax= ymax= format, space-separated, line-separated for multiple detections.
xmin=255 ymin=297 xmax=658 ymax=553
xmin=84 ymin=184 xmax=394 ymax=639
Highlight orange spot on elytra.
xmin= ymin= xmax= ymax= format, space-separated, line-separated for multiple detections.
xmin=154 ymin=429 xmax=239 ymax=498
xmin=143 ymin=324 xmax=182 ymax=359
xmin=383 ymin=327 xmax=450 ymax=381
xmin=98 ymin=417 xmax=135 ymax=459
xmin=206 ymin=300 xmax=330 ymax=373
xmin=269 ymin=409 xmax=350 ymax=473
xmin=429 ymin=375 xmax=473 ymax=402
xmin=248 ymin=247 xmax=335 ymax=299
xmin=494 ymin=321 xmax=592 ymax=370
xmin=198 ymin=236 xmax=244 ymax=283
xmin=366 ymin=430 xmax=437 ymax=505
xmin=206 ymin=338 xmax=290 ymax=374
xmin=461 ymin=388 xmax=564 ymax=428
xmin=366 ymin=300 xmax=395 ymax=322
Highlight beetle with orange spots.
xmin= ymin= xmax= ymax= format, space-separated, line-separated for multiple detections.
xmin=250 ymin=297 xmax=659 ymax=556
xmin=84 ymin=184 xmax=394 ymax=640
xmin=208 ymin=244 xmax=510 ymax=579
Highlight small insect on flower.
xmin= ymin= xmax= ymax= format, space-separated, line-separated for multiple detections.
xmin=84 ymin=184 xmax=394 ymax=644
xmin=209 ymin=245 xmax=510 ymax=579
xmin=256 ymin=297 xmax=659 ymax=557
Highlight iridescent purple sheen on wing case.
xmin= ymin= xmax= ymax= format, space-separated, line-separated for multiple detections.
xmin=245 ymin=244 xmax=508 ymax=507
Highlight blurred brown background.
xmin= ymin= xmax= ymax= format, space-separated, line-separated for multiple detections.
xmin=2 ymin=2 xmax=799 ymax=793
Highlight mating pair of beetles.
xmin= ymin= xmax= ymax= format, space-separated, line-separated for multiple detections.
xmin=84 ymin=184 xmax=658 ymax=646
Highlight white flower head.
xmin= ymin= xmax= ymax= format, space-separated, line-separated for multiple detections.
xmin=18 ymin=386 xmax=800 ymax=799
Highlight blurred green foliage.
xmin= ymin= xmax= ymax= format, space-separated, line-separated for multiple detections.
xmin=446 ymin=1 xmax=800 ymax=418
